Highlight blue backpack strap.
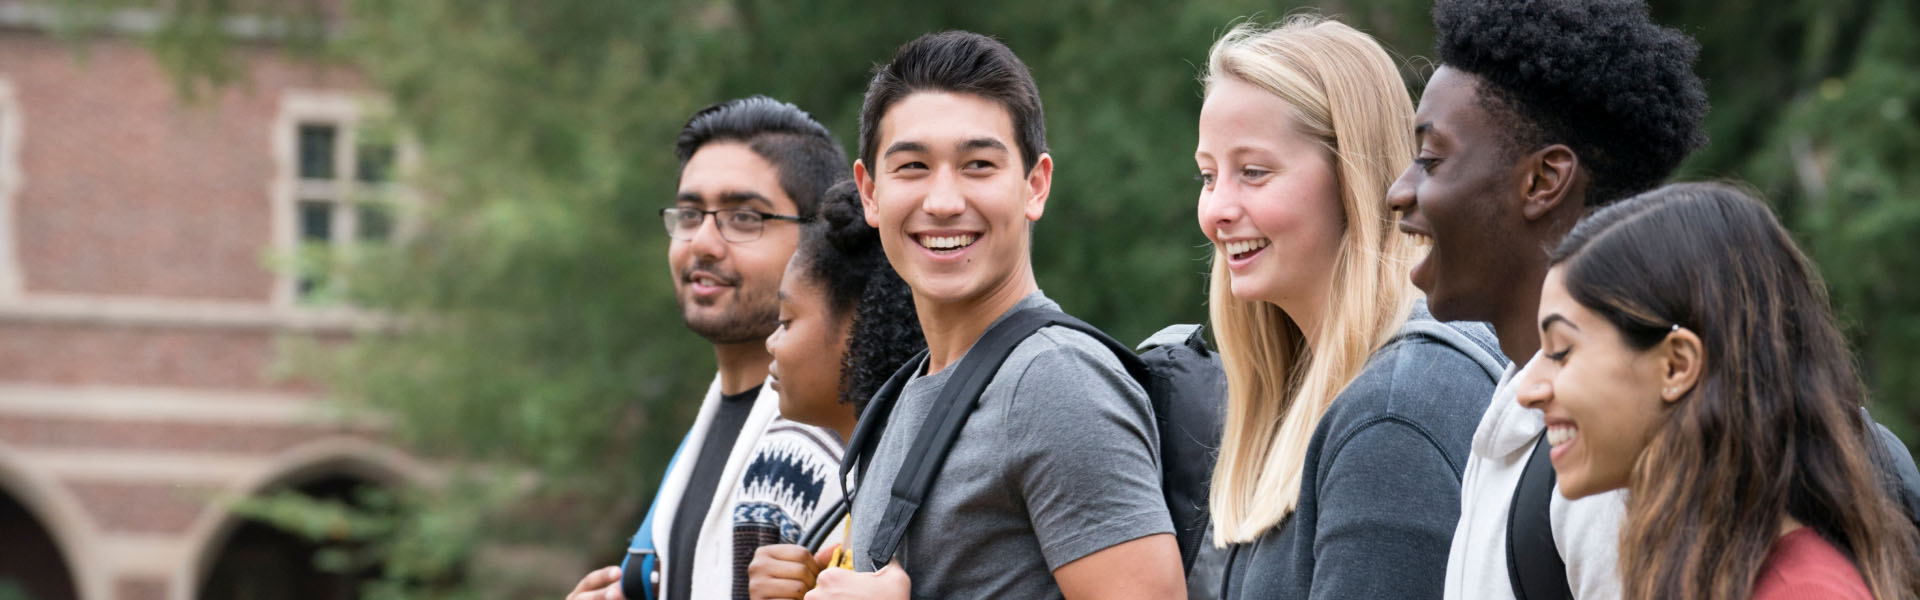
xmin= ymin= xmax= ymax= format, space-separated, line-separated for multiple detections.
xmin=620 ymin=433 xmax=692 ymax=600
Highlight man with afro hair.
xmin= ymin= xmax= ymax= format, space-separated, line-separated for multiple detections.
xmin=1382 ymin=0 xmax=1706 ymax=598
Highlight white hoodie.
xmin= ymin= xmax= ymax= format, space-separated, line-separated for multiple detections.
xmin=1443 ymin=361 xmax=1628 ymax=600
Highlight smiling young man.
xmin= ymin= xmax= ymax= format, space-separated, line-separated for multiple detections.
xmin=566 ymin=96 xmax=850 ymax=600
xmin=1380 ymin=1 xmax=1708 ymax=598
xmin=806 ymin=31 xmax=1185 ymax=600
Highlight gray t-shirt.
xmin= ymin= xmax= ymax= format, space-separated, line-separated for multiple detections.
xmin=847 ymin=292 xmax=1173 ymax=599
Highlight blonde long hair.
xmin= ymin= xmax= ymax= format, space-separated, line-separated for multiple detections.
xmin=1203 ymin=16 xmax=1421 ymax=544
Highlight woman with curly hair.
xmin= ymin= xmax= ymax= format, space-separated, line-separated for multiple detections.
xmin=1515 ymin=182 xmax=1920 ymax=599
xmin=740 ymin=180 xmax=924 ymax=600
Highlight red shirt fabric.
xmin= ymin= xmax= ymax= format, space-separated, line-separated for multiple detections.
xmin=1750 ymin=528 xmax=1873 ymax=600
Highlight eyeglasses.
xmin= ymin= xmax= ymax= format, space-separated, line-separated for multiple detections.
xmin=659 ymin=207 xmax=806 ymax=243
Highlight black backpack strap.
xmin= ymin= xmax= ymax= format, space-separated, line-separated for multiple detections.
xmin=1507 ymin=434 xmax=1573 ymax=600
xmin=840 ymin=348 xmax=926 ymax=495
xmin=861 ymin=308 xmax=1062 ymax=568
xmin=801 ymin=496 xmax=851 ymax=554
xmin=1030 ymin=314 xmax=1150 ymax=382
xmin=1034 ymin=317 xmax=1222 ymax=573
xmin=1861 ymin=407 xmax=1920 ymax=529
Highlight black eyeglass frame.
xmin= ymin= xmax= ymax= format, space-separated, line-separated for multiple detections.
xmin=658 ymin=207 xmax=807 ymax=243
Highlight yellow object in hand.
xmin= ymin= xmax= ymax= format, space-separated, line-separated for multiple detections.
xmin=829 ymin=516 xmax=854 ymax=570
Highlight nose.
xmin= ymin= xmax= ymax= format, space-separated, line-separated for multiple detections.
xmin=1513 ymin=351 xmax=1554 ymax=410
xmin=1197 ymin=180 xmax=1244 ymax=239
xmin=923 ymin=169 xmax=966 ymax=218
xmin=1385 ymin=165 xmax=1418 ymax=215
xmin=684 ymin=212 xmax=730 ymax=259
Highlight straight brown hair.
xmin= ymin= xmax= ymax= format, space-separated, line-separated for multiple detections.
xmin=1551 ymin=182 xmax=1920 ymax=599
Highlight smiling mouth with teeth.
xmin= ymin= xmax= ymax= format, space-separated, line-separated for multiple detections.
xmin=1546 ymin=424 xmax=1578 ymax=447
xmin=1222 ymin=238 xmax=1271 ymax=260
xmin=917 ymin=234 xmax=979 ymax=252
xmin=1406 ymin=232 xmax=1435 ymax=247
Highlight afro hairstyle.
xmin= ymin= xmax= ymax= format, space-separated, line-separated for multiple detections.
xmin=1434 ymin=0 xmax=1709 ymax=206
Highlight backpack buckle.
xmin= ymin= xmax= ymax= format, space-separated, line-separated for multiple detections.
xmin=623 ymin=549 xmax=661 ymax=599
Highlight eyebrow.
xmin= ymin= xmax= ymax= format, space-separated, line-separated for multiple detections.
xmin=674 ymin=190 xmax=774 ymax=209
xmin=961 ymin=137 xmax=1008 ymax=153
xmin=882 ymin=138 xmax=1010 ymax=159
xmin=1414 ymin=122 xmax=1434 ymax=144
xmin=883 ymin=140 xmax=928 ymax=158
xmin=1540 ymin=314 xmax=1577 ymax=332
xmin=718 ymin=191 xmax=774 ymax=209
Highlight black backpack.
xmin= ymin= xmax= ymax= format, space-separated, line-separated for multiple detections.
xmin=838 ymin=307 xmax=1227 ymax=575
xmin=1505 ymin=408 xmax=1920 ymax=600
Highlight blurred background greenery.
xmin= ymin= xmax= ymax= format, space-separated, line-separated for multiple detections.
xmin=57 ymin=0 xmax=1919 ymax=596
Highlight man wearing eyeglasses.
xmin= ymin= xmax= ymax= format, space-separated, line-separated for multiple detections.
xmin=568 ymin=96 xmax=850 ymax=600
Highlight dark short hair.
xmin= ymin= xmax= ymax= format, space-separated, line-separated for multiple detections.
xmin=858 ymin=31 xmax=1047 ymax=175
xmin=676 ymin=96 xmax=846 ymax=218
xmin=1434 ymin=0 xmax=1708 ymax=206
xmin=795 ymin=181 xmax=925 ymax=412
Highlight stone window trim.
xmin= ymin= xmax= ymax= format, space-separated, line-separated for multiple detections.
xmin=0 ymin=77 xmax=23 ymax=301
xmin=271 ymin=89 xmax=419 ymax=310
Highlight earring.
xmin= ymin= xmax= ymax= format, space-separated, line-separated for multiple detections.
xmin=1664 ymin=386 xmax=1678 ymax=397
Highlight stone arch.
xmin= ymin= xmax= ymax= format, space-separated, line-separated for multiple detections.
xmin=0 ymin=442 xmax=107 ymax=600
xmin=171 ymin=437 xmax=431 ymax=600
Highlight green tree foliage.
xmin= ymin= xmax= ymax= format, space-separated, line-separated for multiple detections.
xmin=70 ymin=0 xmax=1920 ymax=595
xmin=1676 ymin=0 xmax=1920 ymax=440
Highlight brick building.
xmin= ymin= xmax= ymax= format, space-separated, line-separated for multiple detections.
xmin=0 ymin=4 xmax=424 ymax=599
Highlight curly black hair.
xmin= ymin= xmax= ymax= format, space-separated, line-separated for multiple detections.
xmin=795 ymin=181 xmax=925 ymax=414
xmin=1434 ymin=0 xmax=1709 ymax=206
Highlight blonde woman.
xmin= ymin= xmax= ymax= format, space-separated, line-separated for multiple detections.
xmin=1195 ymin=18 xmax=1505 ymax=598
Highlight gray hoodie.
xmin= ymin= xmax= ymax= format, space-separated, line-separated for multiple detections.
xmin=1217 ymin=301 xmax=1505 ymax=599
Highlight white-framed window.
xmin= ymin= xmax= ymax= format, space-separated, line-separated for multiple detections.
xmin=273 ymin=92 xmax=414 ymax=308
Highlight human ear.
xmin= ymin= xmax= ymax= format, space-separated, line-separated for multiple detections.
xmin=1519 ymin=144 xmax=1578 ymax=222
xmin=1024 ymin=153 xmax=1053 ymax=222
xmin=855 ymin=160 xmax=880 ymax=228
xmin=1659 ymin=327 xmax=1705 ymax=402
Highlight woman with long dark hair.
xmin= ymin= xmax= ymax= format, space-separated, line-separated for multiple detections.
xmin=1516 ymin=182 xmax=1920 ymax=599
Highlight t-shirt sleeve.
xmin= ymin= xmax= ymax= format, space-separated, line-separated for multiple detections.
xmin=1002 ymin=331 xmax=1175 ymax=570
xmin=1309 ymin=419 xmax=1462 ymax=600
